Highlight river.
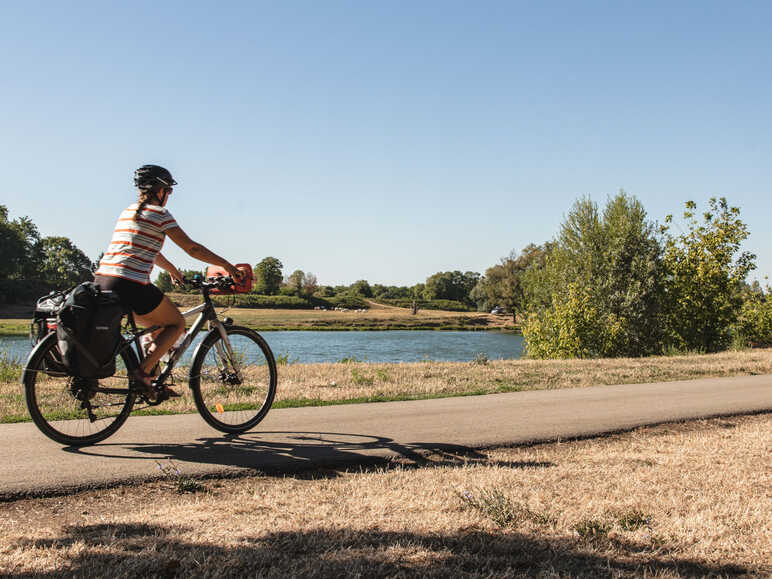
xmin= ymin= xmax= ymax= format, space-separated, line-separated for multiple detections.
xmin=1 ymin=330 xmax=523 ymax=365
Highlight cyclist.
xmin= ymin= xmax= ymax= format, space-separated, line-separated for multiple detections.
xmin=94 ymin=164 xmax=243 ymax=398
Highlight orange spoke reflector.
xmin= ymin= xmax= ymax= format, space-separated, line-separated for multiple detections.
xmin=215 ymin=403 xmax=225 ymax=413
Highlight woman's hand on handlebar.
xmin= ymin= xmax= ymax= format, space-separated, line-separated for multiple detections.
xmin=225 ymin=263 xmax=244 ymax=281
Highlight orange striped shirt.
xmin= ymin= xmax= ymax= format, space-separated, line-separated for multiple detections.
xmin=95 ymin=203 xmax=178 ymax=284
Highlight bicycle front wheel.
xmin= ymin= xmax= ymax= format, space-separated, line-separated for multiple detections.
xmin=23 ymin=333 xmax=137 ymax=446
xmin=190 ymin=325 xmax=277 ymax=433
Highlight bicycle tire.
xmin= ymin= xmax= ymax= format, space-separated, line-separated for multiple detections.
xmin=189 ymin=325 xmax=277 ymax=433
xmin=23 ymin=333 xmax=137 ymax=446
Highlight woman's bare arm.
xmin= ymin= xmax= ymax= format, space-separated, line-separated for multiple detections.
xmin=165 ymin=226 xmax=242 ymax=279
xmin=154 ymin=253 xmax=183 ymax=284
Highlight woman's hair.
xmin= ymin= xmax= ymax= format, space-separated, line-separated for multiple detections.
xmin=135 ymin=186 xmax=162 ymax=219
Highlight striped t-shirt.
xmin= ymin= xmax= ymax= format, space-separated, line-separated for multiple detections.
xmin=95 ymin=203 xmax=179 ymax=284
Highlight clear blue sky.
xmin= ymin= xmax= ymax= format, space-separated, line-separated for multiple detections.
xmin=2 ymin=0 xmax=770 ymax=286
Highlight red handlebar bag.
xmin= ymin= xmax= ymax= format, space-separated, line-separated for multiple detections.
xmin=205 ymin=263 xmax=254 ymax=294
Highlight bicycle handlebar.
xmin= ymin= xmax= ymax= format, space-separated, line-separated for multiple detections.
xmin=180 ymin=275 xmax=235 ymax=292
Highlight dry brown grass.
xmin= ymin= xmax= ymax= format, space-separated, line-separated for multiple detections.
xmin=3 ymin=348 xmax=772 ymax=423
xmin=0 ymin=414 xmax=768 ymax=577
xmin=273 ymin=347 xmax=772 ymax=405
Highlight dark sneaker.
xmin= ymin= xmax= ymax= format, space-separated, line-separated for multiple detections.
xmin=129 ymin=368 xmax=156 ymax=401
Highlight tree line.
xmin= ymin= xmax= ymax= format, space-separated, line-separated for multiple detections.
xmin=3 ymin=194 xmax=770 ymax=357
xmin=157 ymin=255 xmax=482 ymax=311
xmin=481 ymin=193 xmax=770 ymax=356
xmin=196 ymin=192 xmax=769 ymax=357
xmin=0 ymin=204 xmax=94 ymax=302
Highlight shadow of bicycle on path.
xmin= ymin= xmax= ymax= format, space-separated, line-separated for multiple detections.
xmin=65 ymin=431 xmax=554 ymax=478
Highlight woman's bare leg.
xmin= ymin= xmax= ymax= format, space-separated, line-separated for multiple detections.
xmin=133 ymin=295 xmax=185 ymax=376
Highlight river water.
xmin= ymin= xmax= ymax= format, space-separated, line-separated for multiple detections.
xmin=1 ymin=330 xmax=523 ymax=365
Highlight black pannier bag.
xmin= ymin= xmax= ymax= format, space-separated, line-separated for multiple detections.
xmin=30 ymin=289 xmax=67 ymax=346
xmin=56 ymin=282 xmax=124 ymax=379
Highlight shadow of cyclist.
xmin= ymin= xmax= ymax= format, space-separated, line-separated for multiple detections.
xmin=64 ymin=431 xmax=554 ymax=477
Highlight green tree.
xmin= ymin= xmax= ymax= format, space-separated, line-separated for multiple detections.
xmin=662 ymin=197 xmax=756 ymax=352
xmin=302 ymin=272 xmax=318 ymax=298
xmin=156 ymin=271 xmax=174 ymax=292
xmin=522 ymin=192 xmax=666 ymax=358
xmin=0 ymin=205 xmax=38 ymax=279
xmin=732 ymin=287 xmax=772 ymax=348
xmin=474 ymin=244 xmax=548 ymax=320
xmin=156 ymin=268 xmax=202 ymax=293
xmin=522 ymin=283 xmax=627 ymax=359
xmin=350 ymin=279 xmax=373 ymax=298
xmin=35 ymin=236 xmax=94 ymax=287
xmin=316 ymin=285 xmax=335 ymax=298
xmin=254 ymin=257 xmax=283 ymax=295
xmin=469 ymin=280 xmax=491 ymax=312
xmin=372 ymin=285 xmax=413 ymax=300
xmin=285 ymin=270 xmax=305 ymax=296
xmin=423 ymin=271 xmax=480 ymax=304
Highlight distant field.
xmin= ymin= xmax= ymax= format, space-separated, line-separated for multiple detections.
xmin=0 ymin=299 xmax=515 ymax=336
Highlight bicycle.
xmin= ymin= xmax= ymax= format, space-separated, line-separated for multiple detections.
xmin=22 ymin=275 xmax=277 ymax=446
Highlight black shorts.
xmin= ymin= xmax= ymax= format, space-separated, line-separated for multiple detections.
xmin=94 ymin=275 xmax=165 ymax=316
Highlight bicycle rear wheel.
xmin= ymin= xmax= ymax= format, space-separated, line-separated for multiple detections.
xmin=23 ymin=333 xmax=137 ymax=446
xmin=190 ymin=326 xmax=277 ymax=433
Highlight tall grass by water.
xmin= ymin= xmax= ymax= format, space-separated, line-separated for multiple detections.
xmin=0 ymin=352 xmax=21 ymax=383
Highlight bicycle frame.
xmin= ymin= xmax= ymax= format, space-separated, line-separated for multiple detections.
xmin=122 ymin=287 xmax=241 ymax=398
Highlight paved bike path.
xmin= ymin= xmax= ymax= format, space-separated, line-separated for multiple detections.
xmin=1 ymin=374 xmax=770 ymax=498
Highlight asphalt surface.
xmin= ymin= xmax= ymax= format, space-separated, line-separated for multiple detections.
xmin=1 ymin=374 xmax=770 ymax=498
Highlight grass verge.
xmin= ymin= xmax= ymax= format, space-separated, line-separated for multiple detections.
xmin=0 ymin=414 xmax=768 ymax=576
xmin=3 ymin=348 xmax=772 ymax=423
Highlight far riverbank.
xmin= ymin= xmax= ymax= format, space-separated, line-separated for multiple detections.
xmin=0 ymin=301 xmax=518 ymax=337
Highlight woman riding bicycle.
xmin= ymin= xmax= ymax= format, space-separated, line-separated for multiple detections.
xmin=94 ymin=164 xmax=243 ymax=398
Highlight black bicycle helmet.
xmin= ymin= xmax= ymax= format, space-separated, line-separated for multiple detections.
xmin=133 ymin=164 xmax=178 ymax=191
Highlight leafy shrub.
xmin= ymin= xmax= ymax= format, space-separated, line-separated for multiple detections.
xmin=521 ymin=193 xmax=667 ymax=359
xmin=212 ymin=294 xmax=313 ymax=309
xmin=662 ymin=198 xmax=756 ymax=352
xmin=459 ymin=488 xmax=556 ymax=528
xmin=471 ymin=352 xmax=489 ymax=365
xmin=171 ymin=292 xmax=370 ymax=311
xmin=522 ymin=283 xmax=628 ymax=359
xmin=325 ymin=295 xmax=369 ymax=310
xmin=732 ymin=294 xmax=772 ymax=348
xmin=0 ymin=352 xmax=22 ymax=382
xmin=574 ymin=518 xmax=613 ymax=538
xmin=156 ymin=460 xmax=206 ymax=494
xmin=616 ymin=510 xmax=650 ymax=531
xmin=350 ymin=368 xmax=374 ymax=386
xmin=275 ymin=352 xmax=298 ymax=365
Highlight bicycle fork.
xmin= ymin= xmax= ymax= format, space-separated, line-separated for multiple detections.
xmin=213 ymin=321 xmax=243 ymax=383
